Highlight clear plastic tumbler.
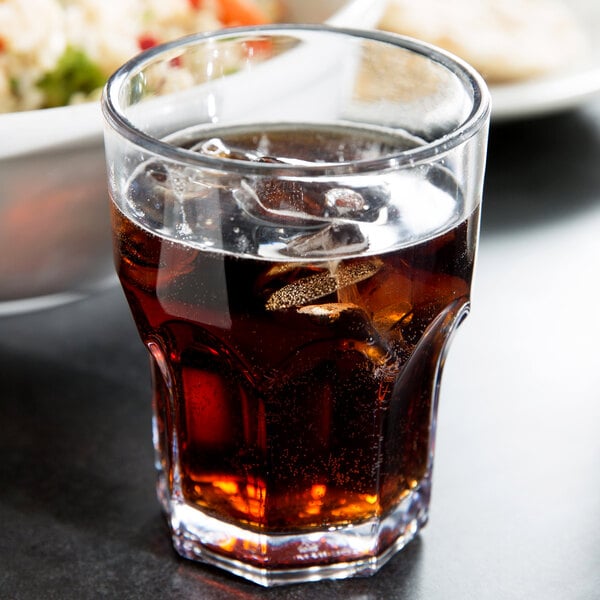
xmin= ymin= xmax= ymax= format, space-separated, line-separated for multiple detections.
xmin=102 ymin=25 xmax=490 ymax=586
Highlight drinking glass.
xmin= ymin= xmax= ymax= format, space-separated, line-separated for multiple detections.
xmin=102 ymin=25 xmax=490 ymax=586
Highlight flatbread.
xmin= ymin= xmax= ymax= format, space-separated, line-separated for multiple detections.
xmin=378 ymin=0 xmax=586 ymax=83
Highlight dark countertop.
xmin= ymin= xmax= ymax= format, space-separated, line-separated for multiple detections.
xmin=2 ymin=102 xmax=600 ymax=599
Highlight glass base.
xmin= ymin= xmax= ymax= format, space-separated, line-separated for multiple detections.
xmin=158 ymin=475 xmax=430 ymax=587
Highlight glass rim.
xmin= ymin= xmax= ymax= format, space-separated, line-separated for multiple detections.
xmin=102 ymin=24 xmax=491 ymax=176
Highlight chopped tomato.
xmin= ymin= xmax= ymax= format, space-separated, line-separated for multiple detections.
xmin=189 ymin=0 xmax=268 ymax=24
xmin=216 ymin=0 xmax=270 ymax=26
xmin=138 ymin=34 xmax=158 ymax=51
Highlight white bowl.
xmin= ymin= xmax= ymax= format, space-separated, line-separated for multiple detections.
xmin=0 ymin=0 xmax=384 ymax=315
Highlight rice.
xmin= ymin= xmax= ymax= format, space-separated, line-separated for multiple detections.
xmin=0 ymin=0 xmax=276 ymax=113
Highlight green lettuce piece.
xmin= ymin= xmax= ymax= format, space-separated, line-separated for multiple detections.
xmin=37 ymin=46 xmax=106 ymax=107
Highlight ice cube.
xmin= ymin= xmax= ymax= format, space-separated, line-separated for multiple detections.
xmin=283 ymin=223 xmax=368 ymax=257
xmin=191 ymin=137 xmax=262 ymax=162
xmin=357 ymin=263 xmax=415 ymax=336
xmin=126 ymin=158 xmax=232 ymax=248
xmin=297 ymin=302 xmax=397 ymax=371
xmin=236 ymin=179 xmax=390 ymax=229
xmin=192 ymin=137 xmax=317 ymax=167
xmin=234 ymin=178 xmax=327 ymax=228
xmin=325 ymin=187 xmax=365 ymax=215
xmin=127 ymin=161 xmax=171 ymax=228
xmin=265 ymin=258 xmax=382 ymax=311
xmin=128 ymin=160 xmax=201 ymax=233
xmin=254 ymin=178 xmax=309 ymax=215
xmin=373 ymin=302 xmax=413 ymax=333
xmin=330 ymin=182 xmax=390 ymax=222
xmin=297 ymin=302 xmax=373 ymax=338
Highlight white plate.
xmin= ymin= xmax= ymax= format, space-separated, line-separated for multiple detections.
xmin=490 ymin=0 xmax=600 ymax=121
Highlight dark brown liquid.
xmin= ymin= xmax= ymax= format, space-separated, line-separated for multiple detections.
xmin=112 ymin=123 xmax=477 ymax=534
xmin=112 ymin=208 xmax=476 ymax=533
